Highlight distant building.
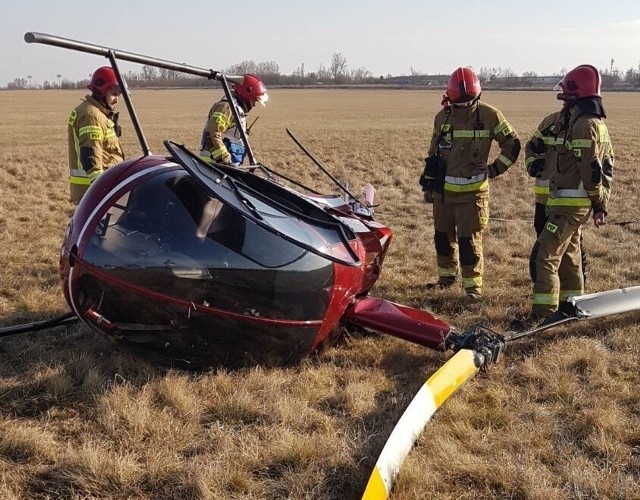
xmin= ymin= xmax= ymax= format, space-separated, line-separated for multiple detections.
xmin=382 ymin=74 xmax=562 ymax=89
xmin=383 ymin=74 xmax=449 ymax=86
xmin=488 ymin=75 xmax=559 ymax=88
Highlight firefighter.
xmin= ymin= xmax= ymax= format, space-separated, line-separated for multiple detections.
xmin=420 ymin=67 xmax=521 ymax=301
xmin=67 ymin=66 xmax=124 ymax=203
xmin=531 ymin=64 xmax=613 ymax=320
xmin=199 ymin=74 xmax=268 ymax=165
xmin=525 ymin=101 xmax=587 ymax=285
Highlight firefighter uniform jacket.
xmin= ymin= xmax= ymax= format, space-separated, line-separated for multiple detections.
xmin=524 ymin=110 xmax=566 ymax=205
xmin=531 ymin=105 xmax=613 ymax=315
xmin=547 ymin=106 xmax=613 ymax=217
xmin=199 ymin=96 xmax=247 ymax=164
xmin=425 ymin=101 xmax=520 ymax=296
xmin=427 ymin=101 xmax=521 ymax=203
xmin=68 ymin=95 xmax=124 ymax=202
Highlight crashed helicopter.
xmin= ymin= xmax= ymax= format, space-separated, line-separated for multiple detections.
xmin=2 ymin=32 xmax=640 ymax=500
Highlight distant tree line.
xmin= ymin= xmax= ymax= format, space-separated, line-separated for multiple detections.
xmin=4 ymin=53 xmax=640 ymax=90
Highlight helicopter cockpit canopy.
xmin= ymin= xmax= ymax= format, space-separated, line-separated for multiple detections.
xmin=164 ymin=140 xmax=361 ymax=267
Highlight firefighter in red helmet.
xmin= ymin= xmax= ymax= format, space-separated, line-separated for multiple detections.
xmin=525 ymin=100 xmax=588 ymax=289
xmin=528 ymin=64 xmax=614 ymax=322
xmin=420 ymin=67 xmax=521 ymax=302
xmin=67 ymin=66 xmax=124 ymax=203
xmin=199 ymin=74 xmax=268 ymax=165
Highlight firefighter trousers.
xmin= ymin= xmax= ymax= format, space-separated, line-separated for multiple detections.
xmin=70 ymin=183 xmax=90 ymax=203
xmin=532 ymin=212 xmax=589 ymax=316
xmin=529 ymin=202 xmax=588 ymax=285
xmin=432 ymin=196 xmax=488 ymax=295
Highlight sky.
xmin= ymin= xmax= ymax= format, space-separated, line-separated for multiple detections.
xmin=1 ymin=0 xmax=639 ymax=87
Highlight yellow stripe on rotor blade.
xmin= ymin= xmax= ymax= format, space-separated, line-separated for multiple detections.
xmin=361 ymin=349 xmax=481 ymax=500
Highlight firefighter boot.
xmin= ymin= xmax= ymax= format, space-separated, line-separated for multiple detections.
xmin=508 ymin=312 xmax=548 ymax=332
xmin=426 ymin=276 xmax=456 ymax=290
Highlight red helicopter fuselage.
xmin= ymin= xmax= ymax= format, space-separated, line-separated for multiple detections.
xmin=60 ymin=154 xmax=393 ymax=367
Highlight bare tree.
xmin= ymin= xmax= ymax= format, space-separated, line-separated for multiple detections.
xmin=227 ymin=61 xmax=258 ymax=75
xmin=330 ymin=52 xmax=348 ymax=82
xmin=141 ymin=65 xmax=157 ymax=82
xmin=256 ymin=61 xmax=280 ymax=76
xmin=316 ymin=64 xmax=331 ymax=82
xmin=350 ymin=67 xmax=372 ymax=84
xmin=478 ymin=67 xmax=494 ymax=83
xmin=7 ymin=77 xmax=28 ymax=89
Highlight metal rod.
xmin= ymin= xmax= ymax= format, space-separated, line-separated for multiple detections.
xmin=0 ymin=311 xmax=78 ymax=338
xmin=504 ymin=315 xmax=576 ymax=343
xmin=257 ymin=164 xmax=323 ymax=194
xmin=24 ymin=32 xmax=260 ymax=164
xmin=24 ymin=32 xmax=221 ymax=80
xmin=107 ymin=52 xmax=150 ymax=155
xmin=220 ymin=74 xmax=257 ymax=165
xmin=286 ymin=128 xmax=361 ymax=201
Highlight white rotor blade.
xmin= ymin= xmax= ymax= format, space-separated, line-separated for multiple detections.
xmin=570 ymin=285 xmax=640 ymax=319
xmin=361 ymin=349 xmax=483 ymax=499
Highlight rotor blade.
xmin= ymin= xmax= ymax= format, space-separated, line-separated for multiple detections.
xmin=569 ymin=285 xmax=640 ymax=319
xmin=506 ymin=285 xmax=640 ymax=343
xmin=361 ymin=349 xmax=484 ymax=499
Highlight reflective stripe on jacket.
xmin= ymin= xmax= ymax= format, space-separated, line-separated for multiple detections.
xmin=427 ymin=101 xmax=520 ymax=203
xmin=547 ymin=106 xmax=614 ymax=216
xmin=67 ymin=95 xmax=124 ymax=182
xmin=524 ymin=110 xmax=566 ymax=205
xmin=199 ymin=96 xmax=247 ymax=164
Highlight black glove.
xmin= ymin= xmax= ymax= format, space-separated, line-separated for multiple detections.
xmin=527 ymin=159 xmax=544 ymax=178
xmin=529 ymin=137 xmax=546 ymax=155
xmin=419 ymin=156 xmax=446 ymax=193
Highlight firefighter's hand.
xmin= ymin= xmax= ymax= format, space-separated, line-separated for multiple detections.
xmin=475 ymin=161 xmax=499 ymax=178
xmin=474 ymin=162 xmax=491 ymax=176
xmin=423 ymin=190 xmax=434 ymax=203
xmin=527 ymin=159 xmax=545 ymax=178
xmin=593 ymin=211 xmax=606 ymax=228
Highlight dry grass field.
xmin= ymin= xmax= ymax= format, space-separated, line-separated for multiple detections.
xmin=1 ymin=87 xmax=639 ymax=499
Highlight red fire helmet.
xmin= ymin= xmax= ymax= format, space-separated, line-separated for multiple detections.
xmin=87 ymin=66 xmax=120 ymax=96
xmin=446 ymin=67 xmax=481 ymax=105
xmin=233 ymin=74 xmax=268 ymax=106
xmin=555 ymin=64 xmax=601 ymax=100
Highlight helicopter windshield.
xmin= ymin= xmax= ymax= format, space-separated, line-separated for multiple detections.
xmin=81 ymin=169 xmax=335 ymax=319
xmin=164 ymin=140 xmax=361 ymax=267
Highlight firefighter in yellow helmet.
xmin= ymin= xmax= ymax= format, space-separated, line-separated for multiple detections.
xmin=199 ymin=74 xmax=268 ymax=165
xmin=67 ymin=66 xmax=124 ymax=203
xmin=420 ymin=67 xmax=521 ymax=301
xmin=530 ymin=64 xmax=613 ymax=321
xmin=525 ymin=101 xmax=588 ymax=285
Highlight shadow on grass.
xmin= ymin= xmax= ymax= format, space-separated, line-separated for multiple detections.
xmin=0 ymin=308 xmax=163 ymax=415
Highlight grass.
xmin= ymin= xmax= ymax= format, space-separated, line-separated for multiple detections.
xmin=0 ymin=88 xmax=639 ymax=499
